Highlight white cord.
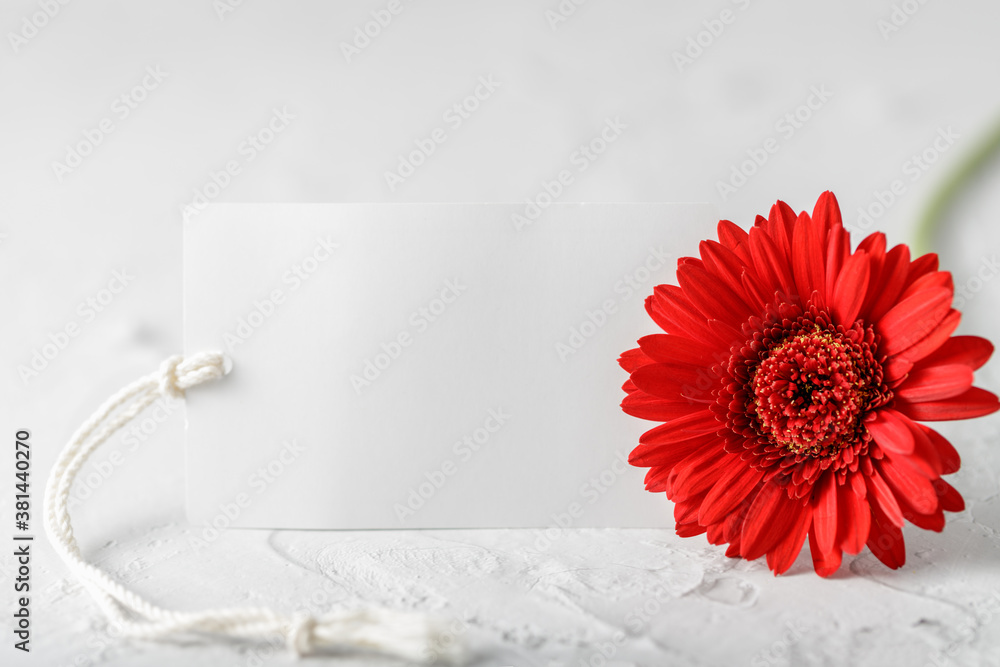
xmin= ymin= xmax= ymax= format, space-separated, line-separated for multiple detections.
xmin=43 ymin=351 xmax=456 ymax=662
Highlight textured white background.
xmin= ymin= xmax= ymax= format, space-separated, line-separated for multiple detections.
xmin=2 ymin=1 xmax=1000 ymax=666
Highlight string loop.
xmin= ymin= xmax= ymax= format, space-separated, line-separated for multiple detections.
xmin=43 ymin=351 xmax=455 ymax=662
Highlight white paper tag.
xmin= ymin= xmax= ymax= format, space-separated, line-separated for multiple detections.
xmin=183 ymin=203 xmax=716 ymax=529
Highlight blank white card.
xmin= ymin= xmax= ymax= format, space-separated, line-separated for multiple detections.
xmin=183 ymin=203 xmax=715 ymax=529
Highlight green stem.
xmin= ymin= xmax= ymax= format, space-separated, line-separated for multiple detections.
xmin=913 ymin=116 xmax=1000 ymax=255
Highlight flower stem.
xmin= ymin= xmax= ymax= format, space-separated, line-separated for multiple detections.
xmin=914 ymin=116 xmax=1000 ymax=255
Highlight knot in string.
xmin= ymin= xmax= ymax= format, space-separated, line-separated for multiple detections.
xmin=158 ymin=352 xmax=227 ymax=399
xmin=287 ymin=613 xmax=318 ymax=656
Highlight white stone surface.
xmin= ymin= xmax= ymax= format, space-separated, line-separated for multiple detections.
xmin=2 ymin=1 xmax=1000 ymax=666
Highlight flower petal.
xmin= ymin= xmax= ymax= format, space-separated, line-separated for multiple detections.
xmin=766 ymin=502 xmax=812 ymax=575
xmin=915 ymin=335 xmax=993 ymax=371
xmin=651 ymin=285 xmax=730 ymax=347
xmin=918 ymin=424 xmax=960 ymax=474
xmin=672 ymin=450 xmax=743 ymax=502
xmin=904 ymin=420 xmax=943 ymax=478
xmin=865 ymin=468 xmax=904 ymax=527
xmin=831 ymin=250 xmax=869 ymax=327
xmin=629 ymin=431 xmax=715 ymax=468
xmin=677 ymin=263 xmax=755 ymax=327
xmin=630 ymin=363 xmax=715 ymax=402
xmin=905 ymin=252 xmax=939 ymax=287
xmin=637 ymin=411 xmax=721 ymax=447
xmin=856 ymin=232 xmax=887 ymax=266
xmin=621 ymin=391 xmax=704 ymax=422
xmin=700 ymin=240 xmax=755 ymax=296
xmin=811 ymin=471 xmax=838 ymax=555
xmin=867 ymin=501 xmax=906 ymax=570
xmin=644 ymin=294 xmax=673 ymax=334
xmin=836 ymin=478 xmax=871 ymax=555
xmin=698 ymin=461 xmax=766 ymax=526
xmin=740 ymin=481 xmax=806 ymax=561
xmin=791 ymin=211 xmax=826 ymax=305
xmin=675 ymin=521 xmax=708 ymax=537
xmin=903 ymin=506 xmax=945 ymax=532
xmin=896 ymin=387 xmax=1000 ymax=421
xmin=824 ymin=224 xmax=851 ymax=296
xmin=674 ymin=489 xmax=708 ymax=523
xmin=884 ymin=356 xmax=913 ymax=386
xmin=808 ymin=528 xmax=843 ymax=577
xmin=877 ymin=287 xmax=952 ymax=356
xmin=896 ymin=309 xmax=961 ymax=363
xmin=932 ymin=478 xmax=965 ymax=512
xmin=899 ymin=270 xmax=953 ymax=301
xmin=866 ymin=409 xmax=914 ymax=456
xmin=864 ymin=244 xmax=910 ymax=323
xmin=812 ymin=190 xmax=843 ymax=232
xmin=767 ymin=200 xmax=797 ymax=258
xmin=877 ymin=457 xmax=938 ymax=516
xmin=618 ymin=347 xmax=652 ymax=373
xmin=748 ymin=225 xmax=796 ymax=300
xmin=637 ymin=334 xmax=718 ymax=366
xmin=717 ymin=219 xmax=752 ymax=265
xmin=896 ymin=364 xmax=974 ymax=402
xmin=643 ymin=465 xmax=672 ymax=492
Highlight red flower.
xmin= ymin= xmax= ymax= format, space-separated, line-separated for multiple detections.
xmin=620 ymin=192 xmax=999 ymax=576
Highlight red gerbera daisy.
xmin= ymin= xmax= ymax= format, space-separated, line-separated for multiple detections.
xmin=620 ymin=191 xmax=999 ymax=576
